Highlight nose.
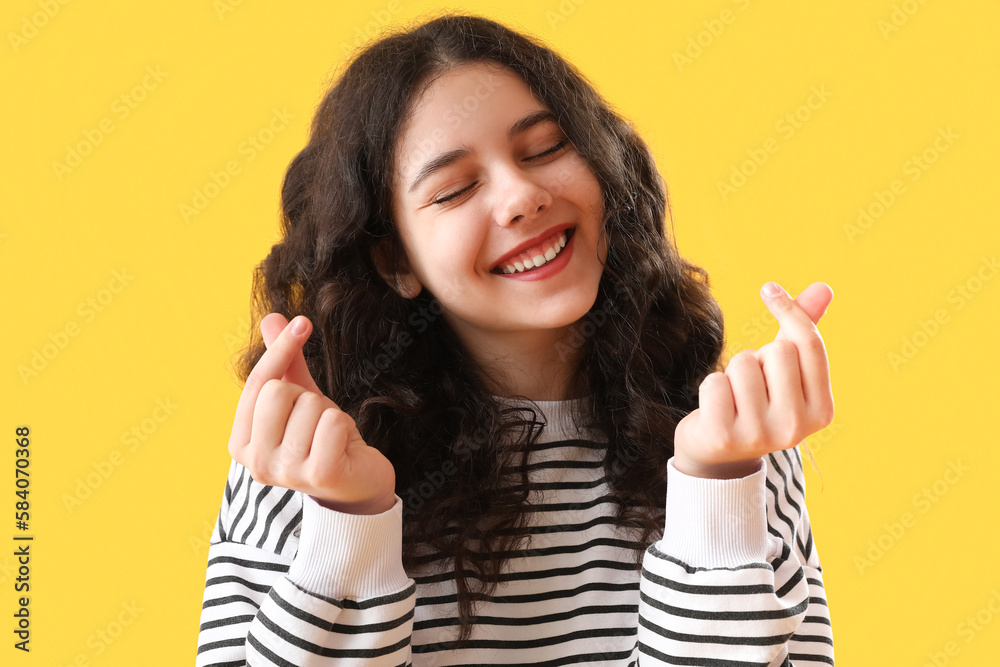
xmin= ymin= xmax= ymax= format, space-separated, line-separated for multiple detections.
xmin=493 ymin=168 xmax=553 ymax=227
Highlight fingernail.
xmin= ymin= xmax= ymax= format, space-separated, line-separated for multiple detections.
xmin=291 ymin=317 xmax=308 ymax=335
xmin=761 ymin=282 xmax=783 ymax=298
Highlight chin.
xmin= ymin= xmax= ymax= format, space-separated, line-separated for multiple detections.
xmin=537 ymin=294 xmax=600 ymax=329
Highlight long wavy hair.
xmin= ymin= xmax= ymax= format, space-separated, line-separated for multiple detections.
xmin=234 ymin=11 xmax=725 ymax=645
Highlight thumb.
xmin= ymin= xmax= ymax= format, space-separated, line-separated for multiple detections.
xmin=260 ymin=313 xmax=324 ymax=395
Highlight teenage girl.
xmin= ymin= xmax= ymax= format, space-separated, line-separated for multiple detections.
xmin=197 ymin=12 xmax=835 ymax=666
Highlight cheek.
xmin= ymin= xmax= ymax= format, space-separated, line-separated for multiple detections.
xmin=583 ymin=171 xmax=605 ymax=211
xmin=580 ymin=174 xmax=608 ymax=262
xmin=563 ymin=156 xmax=604 ymax=210
xmin=598 ymin=230 xmax=610 ymax=266
xmin=412 ymin=232 xmax=482 ymax=281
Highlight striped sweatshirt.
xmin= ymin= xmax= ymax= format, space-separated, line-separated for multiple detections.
xmin=196 ymin=397 xmax=834 ymax=665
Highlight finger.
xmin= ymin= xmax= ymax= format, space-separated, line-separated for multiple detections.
xmin=249 ymin=379 xmax=308 ymax=458
xmin=229 ymin=316 xmax=312 ymax=453
xmin=726 ymin=350 xmax=769 ymax=452
xmin=756 ymin=339 xmax=806 ymax=446
xmin=760 ymin=282 xmax=832 ymax=405
xmin=725 ymin=349 xmax=768 ymax=421
xmin=306 ymin=407 xmax=358 ymax=489
xmin=697 ymin=372 xmax=736 ymax=437
xmin=260 ymin=313 xmax=323 ymax=395
xmin=271 ymin=391 xmax=329 ymax=481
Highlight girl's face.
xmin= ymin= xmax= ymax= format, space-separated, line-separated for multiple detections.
xmin=389 ymin=62 xmax=607 ymax=363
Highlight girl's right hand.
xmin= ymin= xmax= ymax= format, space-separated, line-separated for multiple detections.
xmin=227 ymin=313 xmax=397 ymax=515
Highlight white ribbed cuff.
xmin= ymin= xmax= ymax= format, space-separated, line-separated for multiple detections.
xmin=661 ymin=457 xmax=769 ymax=569
xmin=286 ymin=494 xmax=411 ymax=601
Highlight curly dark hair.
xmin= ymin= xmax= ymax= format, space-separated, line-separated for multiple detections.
xmin=234 ymin=11 xmax=725 ymax=645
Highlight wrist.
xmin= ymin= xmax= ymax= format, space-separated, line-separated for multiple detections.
xmin=672 ymin=455 xmax=762 ymax=479
xmin=311 ymin=492 xmax=396 ymax=515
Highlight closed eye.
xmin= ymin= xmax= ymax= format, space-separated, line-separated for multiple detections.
xmin=524 ymin=139 xmax=569 ymax=162
xmin=431 ymin=140 xmax=571 ymax=206
xmin=432 ymin=182 xmax=476 ymax=206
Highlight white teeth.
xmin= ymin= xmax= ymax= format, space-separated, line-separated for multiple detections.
xmin=499 ymin=232 xmax=568 ymax=274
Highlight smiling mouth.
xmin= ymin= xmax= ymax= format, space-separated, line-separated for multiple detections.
xmin=491 ymin=227 xmax=575 ymax=275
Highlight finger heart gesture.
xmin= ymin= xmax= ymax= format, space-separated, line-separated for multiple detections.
xmin=226 ymin=313 xmax=397 ymax=514
xmin=673 ymin=282 xmax=835 ymax=479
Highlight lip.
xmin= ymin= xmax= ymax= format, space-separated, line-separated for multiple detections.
xmin=490 ymin=223 xmax=575 ymax=272
xmin=494 ymin=228 xmax=574 ymax=281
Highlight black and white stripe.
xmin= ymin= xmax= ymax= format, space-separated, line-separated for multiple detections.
xmin=197 ymin=426 xmax=833 ymax=666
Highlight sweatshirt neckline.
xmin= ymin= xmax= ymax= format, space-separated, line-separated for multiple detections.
xmin=491 ymin=395 xmax=599 ymax=442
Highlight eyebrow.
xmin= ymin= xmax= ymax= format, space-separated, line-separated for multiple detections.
xmin=407 ymin=109 xmax=559 ymax=193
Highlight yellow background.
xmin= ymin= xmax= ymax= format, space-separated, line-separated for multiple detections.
xmin=3 ymin=0 xmax=998 ymax=664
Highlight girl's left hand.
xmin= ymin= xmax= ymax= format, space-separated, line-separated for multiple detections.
xmin=672 ymin=282 xmax=835 ymax=479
